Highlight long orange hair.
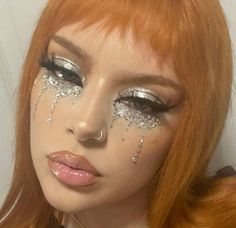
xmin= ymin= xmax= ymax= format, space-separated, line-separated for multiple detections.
xmin=1 ymin=0 xmax=235 ymax=227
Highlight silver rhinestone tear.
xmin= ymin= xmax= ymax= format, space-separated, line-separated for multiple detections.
xmin=112 ymin=102 xmax=160 ymax=130
xmin=32 ymin=73 xmax=83 ymax=123
xmin=32 ymin=77 xmax=48 ymax=119
xmin=131 ymin=129 xmax=147 ymax=164
xmin=46 ymin=93 xmax=61 ymax=124
xmin=121 ymin=121 xmax=132 ymax=141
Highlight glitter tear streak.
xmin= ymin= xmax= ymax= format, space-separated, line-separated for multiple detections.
xmin=32 ymin=73 xmax=162 ymax=164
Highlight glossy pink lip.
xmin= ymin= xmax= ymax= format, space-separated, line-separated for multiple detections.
xmin=47 ymin=151 xmax=101 ymax=177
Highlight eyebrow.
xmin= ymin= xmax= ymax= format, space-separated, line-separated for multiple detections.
xmin=52 ymin=35 xmax=92 ymax=62
xmin=119 ymin=73 xmax=183 ymax=92
xmin=51 ymin=35 xmax=184 ymax=93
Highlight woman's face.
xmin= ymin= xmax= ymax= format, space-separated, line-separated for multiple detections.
xmin=30 ymin=22 xmax=184 ymax=213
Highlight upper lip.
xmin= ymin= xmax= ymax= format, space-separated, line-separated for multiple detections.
xmin=47 ymin=151 xmax=101 ymax=176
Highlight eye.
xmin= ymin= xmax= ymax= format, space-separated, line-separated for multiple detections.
xmin=120 ymin=97 xmax=170 ymax=114
xmin=40 ymin=55 xmax=84 ymax=88
xmin=116 ymin=88 xmax=173 ymax=116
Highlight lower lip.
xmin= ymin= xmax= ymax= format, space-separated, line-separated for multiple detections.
xmin=48 ymin=158 xmax=98 ymax=187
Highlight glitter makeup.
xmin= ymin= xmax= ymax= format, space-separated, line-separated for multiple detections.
xmin=32 ymin=78 xmax=48 ymax=118
xmin=33 ymin=74 xmax=83 ymax=123
xmin=33 ymin=55 xmax=84 ymax=123
xmin=52 ymin=55 xmax=85 ymax=83
xmin=33 ymin=55 xmax=168 ymax=164
xmin=121 ymin=121 xmax=132 ymax=142
xmin=112 ymin=87 xmax=165 ymax=163
xmin=131 ymin=129 xmax=147 ymax=163
xmin=113 ymin=87 xmax=163 ymax=130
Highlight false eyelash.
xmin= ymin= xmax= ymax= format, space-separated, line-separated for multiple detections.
xmin=40 ymin=55 xmax=64 ymax=73
xmin=116 ymin=96 xmax=173 ymax=115
xmin=39 ymin=55 xmax=174 ymax=115
xmin=39 ymin=55 xmax=84 ymax=87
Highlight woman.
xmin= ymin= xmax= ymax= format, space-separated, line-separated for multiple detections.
xmin=0 ymin=0 xmax=236 ymax=227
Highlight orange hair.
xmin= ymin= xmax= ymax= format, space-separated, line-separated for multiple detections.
xmin=1 ymin=0 xmax=236 ymax=227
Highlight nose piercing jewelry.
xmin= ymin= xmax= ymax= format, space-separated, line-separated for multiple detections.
xmin=93 ymin=129 xmax=105 ymax=142
xmin=111 ymin=96 xmax=161 ymax=164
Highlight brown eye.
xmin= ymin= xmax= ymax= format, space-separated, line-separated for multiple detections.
xmin=55 ymin=69 xmax=77 ymax=81
xmin=54 ymin=68 xmax=83 ymax=87
xmin=117 ymin=96 xmax=170 ymax=115
xmin=40 ymin=56 xmax=84 ymax=88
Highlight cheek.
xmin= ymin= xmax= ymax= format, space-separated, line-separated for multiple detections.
xmin=30 ymin=74 xmax=67 ymax=153
xmin=144 ymin=127 xmax=174 ymax=167
xmin=122 ymin=118 xmax=177 ymax=185
xmin=138 ymin=127 xmax=174 ymax=169
xmin=30 ymin=72 xmax=176 ymax=179
xmin=106 ymin=118 xmax=176 ymax=182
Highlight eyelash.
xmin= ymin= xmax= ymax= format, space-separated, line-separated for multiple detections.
xmin=39 ymin=55 xmax=173 ymax=115
xmin=40 ymin=55 xmax=84 ymax=87
xmin=116 ymin=96 xmax=172 ymax=115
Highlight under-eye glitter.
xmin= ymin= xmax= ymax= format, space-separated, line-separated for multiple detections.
xmin=112 ymin=99 xmax=161 ymax=130
xmin=33 ymin=69 xmax=162 ymax=163
xmin=111 ymin=87 xmax=162 ymax=164
xmin=53 ymin=55 xmax=85 ymax=83
xmin=32 ymin=73 xmax=83 ymax=123
xmin=32 ymin=75 xmax=48 ymax=118
xmin=122 ymin=121 xmax=132 ymax=141
xmin=110 ymin=115 xmax=118 ymax=129
xmin=131 ymin=130 xmax=147 ymax=163
xmin=46 ymin=93 xmax=61 ymax=123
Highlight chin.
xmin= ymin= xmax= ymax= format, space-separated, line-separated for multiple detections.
xmin=39 ymin=178 xmax=98 ymax=213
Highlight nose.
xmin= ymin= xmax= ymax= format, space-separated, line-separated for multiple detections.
xmin=64 ymin=78 xmax=111 ymax=143
xmin=67 ymin=120 xmax=106 ymax=142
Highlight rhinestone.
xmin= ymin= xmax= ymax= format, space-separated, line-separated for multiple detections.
xmin=47 ymin=117 xmax=53 ymax=123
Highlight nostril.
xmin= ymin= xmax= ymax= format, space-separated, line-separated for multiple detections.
xmin=66 ymin=128 xmax=74 ymax=134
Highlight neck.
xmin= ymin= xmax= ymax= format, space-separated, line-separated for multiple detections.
xmin=63 ymin=186 xmax=150 ymax=228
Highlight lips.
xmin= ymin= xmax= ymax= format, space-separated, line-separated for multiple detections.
xmin=47 ymin=151 xmax=101 ymax=177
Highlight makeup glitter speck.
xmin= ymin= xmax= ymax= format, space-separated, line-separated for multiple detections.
xmin=111 ymin=87 xmax=162 ymax=164
xmin=33 ymin=63 xmax=162 ymax=164
xmin=32 ymin=73 xmax=83 ymax=123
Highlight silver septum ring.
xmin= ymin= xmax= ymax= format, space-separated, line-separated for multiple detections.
xmin=93 ymin=130 xmax=104 ymax=142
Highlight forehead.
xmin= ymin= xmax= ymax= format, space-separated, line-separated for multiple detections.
xmin=54 ymin=21 xmax=180 ymax=85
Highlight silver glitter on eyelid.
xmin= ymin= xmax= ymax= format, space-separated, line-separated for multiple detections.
xmin=51 ymin=55 xmax=85 ymax=83
xmin=112 ymin=87 xmax=161 ymax=130
xmin=118 ymin=87 xmax=164 ymax=104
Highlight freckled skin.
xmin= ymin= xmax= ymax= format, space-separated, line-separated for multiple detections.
xmin=30 ymin=22 xmax=184 ymax=228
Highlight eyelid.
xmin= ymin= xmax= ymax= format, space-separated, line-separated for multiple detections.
xmin=118 ymin=87 xmax=165 ymax=104
xmin=49 ymin=54 xmax=85 ymax=82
